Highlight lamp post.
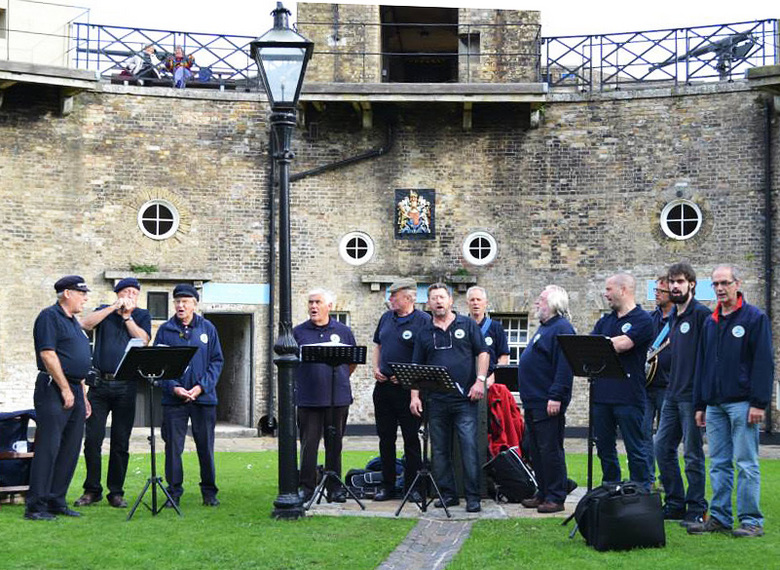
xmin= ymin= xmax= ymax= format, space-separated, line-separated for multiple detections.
xmin=250 ymin=2 xmax=313 ymax=520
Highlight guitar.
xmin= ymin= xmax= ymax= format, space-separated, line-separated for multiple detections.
xmin=645 ymin=339 xmax=671 ymax=387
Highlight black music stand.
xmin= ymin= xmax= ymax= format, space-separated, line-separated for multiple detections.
xmin=556 ymin=335 xmax=625 ymax=528
xmin=300 ymin=344 xmax=367 ymax=511
xmin=116 ymin=346 xmax=197 ymax=521
xmin=389 ymin=362 xmax=459 ymax=518
xmin=494 ymin=365 xmax=519 ymax=392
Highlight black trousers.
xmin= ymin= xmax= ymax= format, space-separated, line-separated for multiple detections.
xmin=82 ymin=380 xmax=137 ymax=498
xmin=161 ymin=403 xmax=218 ymax=500
xmin=297 ymin=405 xmax=349 ymax=493
xmin=26 ymin=374 xmax=85 ymax=513
xmin=373 ymin=382 xmax=421 ymax=490
xmin=525 ymin=407 xmax=568 ymax=504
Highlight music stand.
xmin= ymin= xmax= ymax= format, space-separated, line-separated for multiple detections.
xmin=494 ymin=365 xmax=519 ymax=392
xmin=116 ymin=346 xmax=197 ymax=521
xmin=389 ymin=362 xmax=459 ymax=518
xmin=556 ymin=334 xmax=626 ymax=528
xmin=300 ymin=344 xmax=367 ymax=511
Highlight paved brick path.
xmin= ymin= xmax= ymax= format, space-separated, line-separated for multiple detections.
xmin=377 ymin=519 xmax=474 ymax=570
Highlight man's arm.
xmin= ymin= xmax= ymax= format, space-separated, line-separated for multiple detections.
xmin=39 ymin=350 xmax=74 ymax=409
xmin=610 ymin=334 xmax=635 ymax=353
xmin=373 ymin=343 xmax=388 ymax=382
xmin=468 ymin=351 xmax=490 ymax=401
xmin=79 ymin=301 xmax=121 ymax=331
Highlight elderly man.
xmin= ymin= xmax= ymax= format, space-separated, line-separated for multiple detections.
xmin=644 ymin=275 xmax=673 ymax=487
xmin=466 ymin=286 xmax=509 ymax=384
xmin=655 ymin=262 xmax=710 ymax=525
xmin=154 ymin=284 xmax=224 ymax=507
xmin=372 ymin=279 xmax=430 ymax=501
xmin=688 ymin=266 xmax=773 ymax=538
xmin=591 ymin=273 xmax=653 ymax=487
xmin=75 ymin=277 xmax=152 ymax=509
xmin=410 ymin=283 xmax=489 ymax=513
xmin=25 ymin=276 xmax=92 ymax=520
xmin=293 ymin=288 xmax=357 ymax=502
xmin=518 ymin=285 xmax=576 ymax=513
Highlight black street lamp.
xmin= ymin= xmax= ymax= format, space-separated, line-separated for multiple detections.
xmin=250 ymin=2 xmax=313 ymax=520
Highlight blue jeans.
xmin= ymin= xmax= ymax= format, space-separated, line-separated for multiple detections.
xmin=428 ymin=397 xmax=480 ymax=500
xmin=593 ymin=403 xmax=650 ymax=487
xmin=654 ymin=399 xmax=707 ymax=515
xmin=642 ymin=387 xmax=665 ymax=483
xmin=706 ymin=401 xmax=763 ymax=528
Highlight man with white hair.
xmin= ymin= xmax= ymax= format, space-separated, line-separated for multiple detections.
xmin=293 ymin=288 xmax=357 ymax=502
xmin=466 ymin=286 xmax=509 ymax=385
xmin=591 ymin=273 xmax=654 ymax=487
xmin=518 ymin=285 xmax=576 ymax=513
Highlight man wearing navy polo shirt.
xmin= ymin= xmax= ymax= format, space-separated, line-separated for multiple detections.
xmin=654 ymin=262 xmax=710 ymax=526
xmin=688 ymin=266 xmax=773 ymax=538
xmin=518 ymin=285 xmax=576 ymax=513
xmin=75 ymin=277 xmax=152 ymax=509
xmin=26 ymin=275 xmax=93 ymax=520
xmin=591 ymin=273 xmax=653 ymax=487
xmin=294 ymin=288 xmax=357 ymax=502
xmin=154 ymin=284 xmax=224 ymax=507
xmin=372 ymin=279 xmax=430 ymax=501
xmin=466 ymin=286 xmax=509 ymax=384
xmin=410 ymin=283 xmax=489 ymax=513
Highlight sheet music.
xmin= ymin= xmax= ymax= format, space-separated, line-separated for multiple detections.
xmin=113 ymin=338 xmax=146 ymax=376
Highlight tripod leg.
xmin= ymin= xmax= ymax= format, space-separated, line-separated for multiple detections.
xmin=306 ymin=472 xmax=330 ymax=510
xmin=427 ymin=473 xmax=452 ymax=518
xmin=154 ymin=478 xmax=183 ymax=517
xmin=394 ymin=471 xmax=424 ymax=517
xmin=127 ymin=477 xmax=153 ymax=521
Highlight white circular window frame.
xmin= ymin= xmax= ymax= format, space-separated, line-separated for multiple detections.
xmin=462 ymin=231 xmax=498 ymax=266
xmin=338 ymin=231 xmax=375 ymax=266
xmin=660 ymin=199 xmax=703 ymax=241
xmin=137 ymin=199 xmax=180 ymax=241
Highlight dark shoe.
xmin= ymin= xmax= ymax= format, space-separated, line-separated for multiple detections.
xmin=299 ymin=489 xmax=314 ymax=503
xmin=408 ymin=490 xmax=422 ymax=503
xmin=374 ymin=487 xmax=395 ymax=502
xmin=521 ymin=497 xmax=542 ymax=509
xmin=434 ymin=496 xmax=459 ymax=508
xmin=74 ymin=492 xmax=102 ymax=507
xmin=24 ymin=511 xmax=57 ymax=521
xmin=566 ymin=479 xmax=578 ymax=494
xmin=537 ymin=501 xmax=565 ymax=514
xmin=163 ymin=498 xmax=180 ymax=509
xmin=663 ymin=506 xmax=686 ymax=520
xmin=329 ymin=489 xmax=347 ymax=503
xmin=51 ymin=508 xmax=81 ymax=517
xmin=732 ymin=524 xmax=764 ymax=538
xmin=202 ymin=496 xmax=220 ymax=507
xmin=687 ymin=517 xmax=731 ymax=535
xmin=107 ymin=495 xmax=128 ymax=508
xmin=680 ymin=512 xmax=706 ymax=528
xmin=466 ymin=499 xmax=481 ymax=513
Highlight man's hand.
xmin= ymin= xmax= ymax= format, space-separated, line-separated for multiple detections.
xmin=547 ymin=400 xmax=561 ymax=416
xmin=748 ymin=406 xmax=765 ymax=425
xmin=174 ymin=386 xmax=194 ymax=401
xmin=374 ymin=368 xmax=388 ymax=382
xmin=117 ymin=296 xmax=136 ymax=318
xmin=695 ymin=410 xmax=706 ymax=427
xmin=187 ymin=385 xmax=204 ymax=400
xmin=468 ymin=380 xmax=485 ymax=401
xmin=60 ymin=386 xmax=75 ymax=409
xmin=410 ymin=394 xmax=423 ymax=417
xmin=85 ymin=395 xmax=92 ymax=419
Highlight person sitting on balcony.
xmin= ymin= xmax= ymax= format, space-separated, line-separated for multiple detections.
xmin=165 ymin=46 xmax=195 ymax=89
xmin=126 ymin=44 xmax=163 ymax=80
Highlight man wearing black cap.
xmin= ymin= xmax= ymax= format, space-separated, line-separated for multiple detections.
xmin=74 ymin=277 xmax=152 ymax=508
xmin=25 ymin=276 xmax=93 ymax=520
xmin=371 ymin=279 xmax=430 ymax=501
xmin=154 ymin=284 xmax=224 ymax=506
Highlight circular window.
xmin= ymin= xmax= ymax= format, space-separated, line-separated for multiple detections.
xmin=338 ymin=231 xmax=374 ymax=266
xmin=463 ymin=231 xmax=498 ymax=266
xmin=660 ymin=200 xmax=702 ymax=240
xmin=138 ymin=199 xmax=180 ymax=240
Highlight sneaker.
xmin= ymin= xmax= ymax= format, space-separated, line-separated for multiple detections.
xmin=663 ymin=506 xmax=686 ymax=520
xmin=680 ymin=512 xmax=706 ymax=528
xmin=732 ymin=524 xmax=764 ymax=538
xmin=687 ymin=517 xmax=731 ymax=535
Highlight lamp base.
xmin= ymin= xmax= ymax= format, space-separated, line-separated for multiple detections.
xmin=272 ymin=492 xmax=305 ymax=520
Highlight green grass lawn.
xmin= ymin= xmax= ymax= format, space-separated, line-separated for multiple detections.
xmin=1 ymin=451 xmax=779 ymax=569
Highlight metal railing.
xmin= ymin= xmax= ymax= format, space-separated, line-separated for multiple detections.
xmin=71 ymin=19 xmax=778 ymax=91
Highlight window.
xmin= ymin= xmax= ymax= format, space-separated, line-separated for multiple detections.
xmin=147 ymin=291 xmax=169 ymax=320
xmin=331 ymin=312 xmax=350 ymax=327
xmin=462 ymin=231 xmax=498 ymax=266
xmin=660 ymin=200 xmax=702 ymax=240
xmin=0 ymin=10 xmax=6 ymax=39
xmin=338 ymin=231 xmax=374 ymax=266
xmin=494 ymin=314 xmax=529 ymax=364
xmin=138 ymin=199 xmax=179 ymax=240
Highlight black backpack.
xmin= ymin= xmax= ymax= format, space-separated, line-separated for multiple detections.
xmin=482 ymin=446 xmax=537 ymax=503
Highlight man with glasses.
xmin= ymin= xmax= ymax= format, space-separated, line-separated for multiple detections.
xmin=643 ymin=276 xmax=673 ymax=489
xmin=410 ymin=283 xmax=489 ymax=513
xmin=688 ymin=266 xmax=773 ymax=538
xmin=25 ymin=276 xmax=93 ymax=520
xmin=154 ymin=284 xmax=224 ymax=507
xmin=372 ymin=279 xmax=430 ymax=502
xmin=654 ymin=262 xmax=710 ymax=526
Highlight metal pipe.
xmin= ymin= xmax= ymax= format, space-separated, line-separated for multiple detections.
xmin=264 ymin=128 xmax=277 ymax=433
xmin=764 ymin=96 xmax=774 ymax=434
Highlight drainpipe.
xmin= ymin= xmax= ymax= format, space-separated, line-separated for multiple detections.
xmin=261 ymin=129 xmax=278 ymax=435
xmin=764 ymin=97 xmax=774 ymax=434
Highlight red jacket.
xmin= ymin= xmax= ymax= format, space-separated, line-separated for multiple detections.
xmin=487 ymin=383 xmax=525 ymax=457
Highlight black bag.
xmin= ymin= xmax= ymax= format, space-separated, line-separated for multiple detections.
xmin=483 ymin=446 xmax=537 ymax=503
xmin=345 ymin=457 xmax=405 ymax=499
xmin=0 ymin=410 xmax=35 ymax=489
xmin=574 ymin=481 xmax=665 ymax=551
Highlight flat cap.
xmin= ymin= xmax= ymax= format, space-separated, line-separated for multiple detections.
xmin=114 ymin=277 xmax=141 ymax=293
xmin=172 ymin=283 xmax=199 ymax=301
xmin=388 ymin=278 xmax=417 ymax=293
xmin=54 ymin=275 xmax=90 ymax=293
